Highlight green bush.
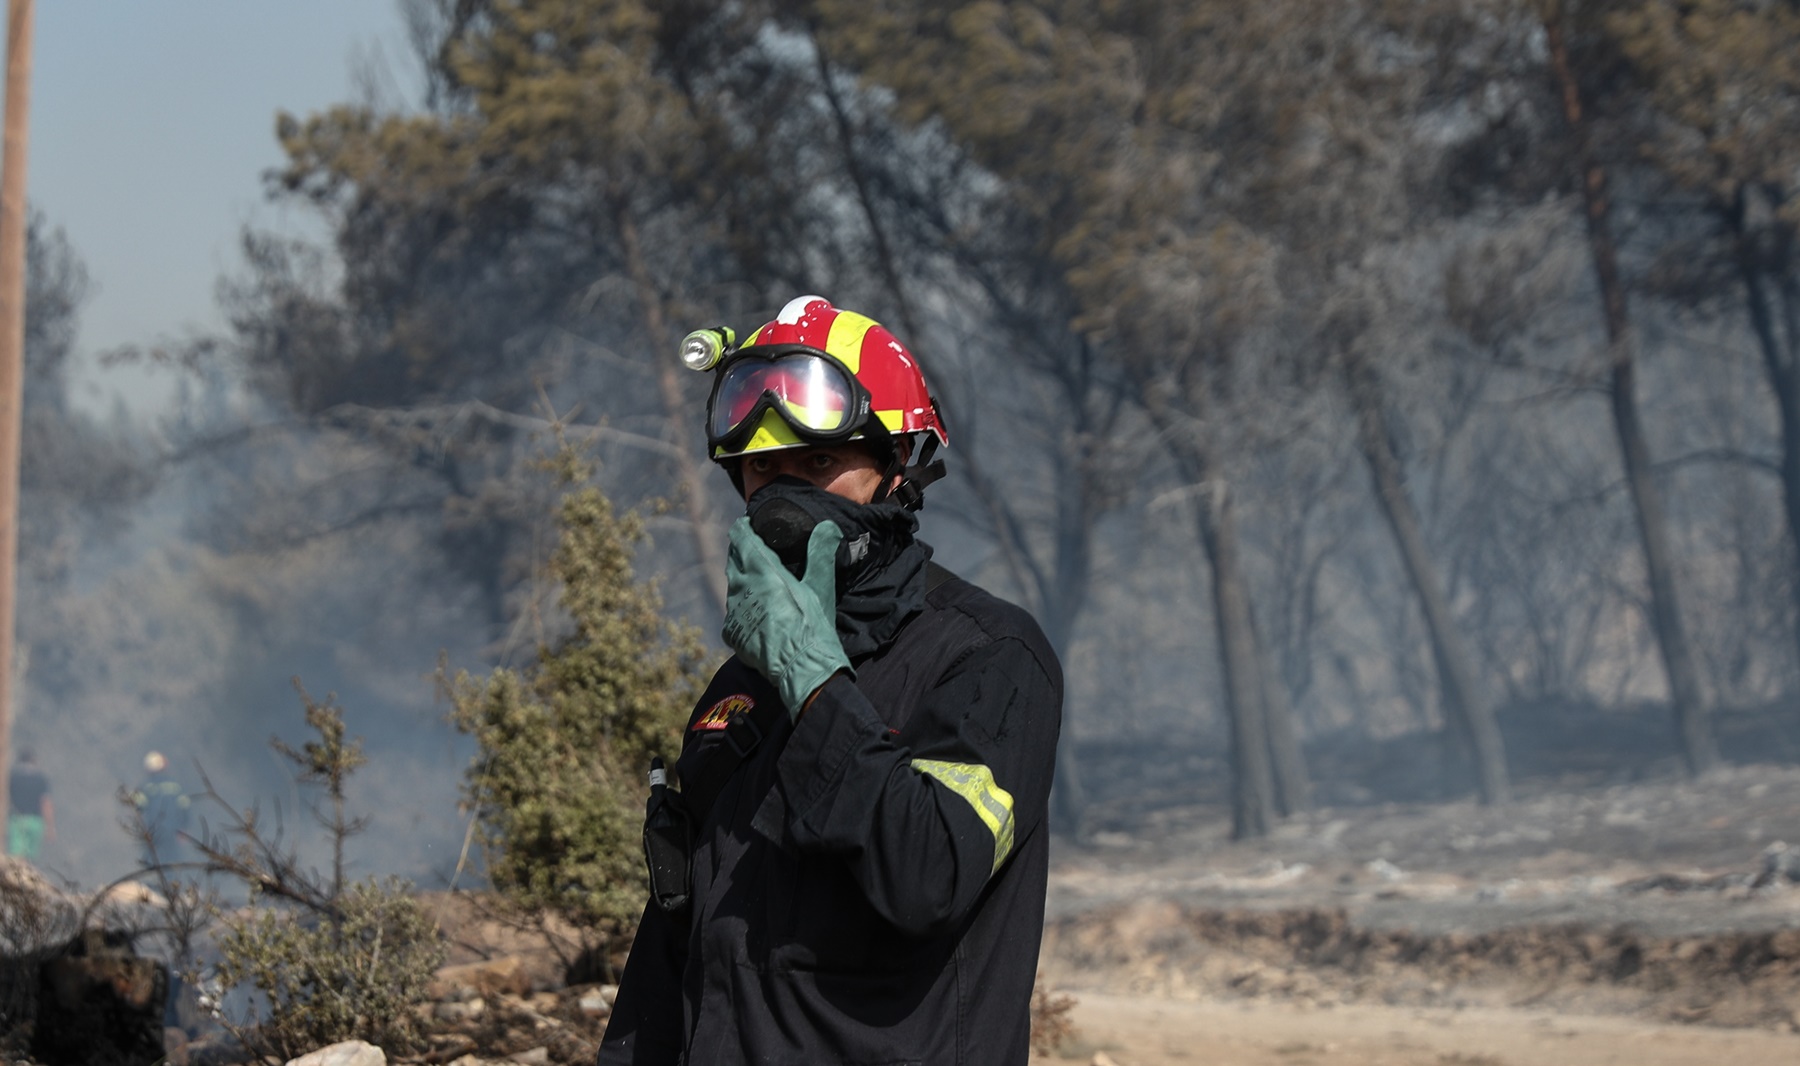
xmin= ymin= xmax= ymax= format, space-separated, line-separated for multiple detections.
xmin=213 ymin=878 xmax=443 ymax=1060
xmin=444 ymin=446 xmax=705 ymax=944
xmin=190 ymin=686 xmax=446 ymax=1060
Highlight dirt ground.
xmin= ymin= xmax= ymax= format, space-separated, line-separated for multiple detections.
xmin=1027 ymin=763 xmax=1800 ymax=1063
xmin=1027 ymin=991 xmax=1800 ymax=1066
xmin=395 ymin=763 xmax=1800 ymax=1064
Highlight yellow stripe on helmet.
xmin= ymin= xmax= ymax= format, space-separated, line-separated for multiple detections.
xmin=911 ymin=759 xmax=1016 ymax=877
xmin=824 ymin=311 xmax=877 ymax=374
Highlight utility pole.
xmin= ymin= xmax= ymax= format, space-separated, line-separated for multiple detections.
xmin=0 ymin=0 xmax=37 ymax=828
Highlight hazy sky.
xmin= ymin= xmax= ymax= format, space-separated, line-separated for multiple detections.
xmin=23 ymin=2 xmax=415 ymax=402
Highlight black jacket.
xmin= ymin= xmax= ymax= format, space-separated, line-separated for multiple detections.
xmin=599 ymin=567 xmax=1062 ymax=1066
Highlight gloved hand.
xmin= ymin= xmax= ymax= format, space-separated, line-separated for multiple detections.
xmin=721 ymin=516 xmax=852 ymax=718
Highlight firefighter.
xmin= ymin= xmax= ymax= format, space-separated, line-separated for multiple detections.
xmin=131 ymin=750 xmax=190 ymax=865
xmin=601 ymin=296 xmax=1063 ymax=1065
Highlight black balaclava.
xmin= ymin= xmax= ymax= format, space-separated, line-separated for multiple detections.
xmin=744 ymin=476 xmax=932 ymax=659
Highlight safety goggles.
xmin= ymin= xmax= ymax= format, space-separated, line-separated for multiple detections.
xmin=706 ymin=347 xmax=873 ymax=452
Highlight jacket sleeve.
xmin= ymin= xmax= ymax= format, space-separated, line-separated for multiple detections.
xmin=774 ymin=634 xmax=1061 ymax=937
xmin=596 ymin=900 xmax=687 ymax=1065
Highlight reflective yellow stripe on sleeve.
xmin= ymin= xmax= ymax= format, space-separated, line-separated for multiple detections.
xmin=910 ymin=759 xmax=1016 ymax=877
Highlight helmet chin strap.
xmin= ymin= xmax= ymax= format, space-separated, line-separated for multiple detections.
xmin=870 ymin=434 xmax=946 ymax=511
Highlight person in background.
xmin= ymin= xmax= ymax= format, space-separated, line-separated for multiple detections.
xmin=131 ymin=750 xmax=190 ymax=865
xmin=6 ymin=747 xmax=54 ymax=861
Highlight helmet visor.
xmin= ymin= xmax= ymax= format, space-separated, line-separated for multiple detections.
xmin=709 ymin=351 xmax=860 ymax=446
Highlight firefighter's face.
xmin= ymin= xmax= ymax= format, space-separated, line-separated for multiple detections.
xmin=740 ymin=444 xmax=886 ymax=504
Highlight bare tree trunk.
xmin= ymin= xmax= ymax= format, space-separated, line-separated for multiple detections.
xmin=1544 ymin=10 xmax=1718 ymax=775
xmin=1132 ymin=363 xmax=1279 ymax=836
xmin=1043 ymin=472 xmax=1095 ymax=834
xmin=616 ymin=205 xmax=728 ymax=616
xmin=0 ymin=0 xmax=35 ymax=826
xmin=1346 ymin=357 xmax=1511 ymax=803
xmin=1766 ymin=316 xmax=1800 ymax=674
xmin=1250 ymin=606 xmax=1309 ymax=816
xmin=1138 ymin=373 xmax=1276 ymax=837
xmin=1727 ymin=188 xmax=1800 ymax=671
xmin=1195 ymin=472 xmax=1278 ymax=839
xmin=1036 ymin=602 xmax=1090 ymax=835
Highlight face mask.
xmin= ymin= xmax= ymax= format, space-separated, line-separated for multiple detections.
xmin=745 ymin=476 xmax=918 ymax=589
xmin=744 ymin=476 xmax=934 ymax=658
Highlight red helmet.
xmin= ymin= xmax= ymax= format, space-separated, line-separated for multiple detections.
xmin=705 ymin=296 xmax=947 ymax=458
xmin=690 ymin=296 xmax=948 ymax=506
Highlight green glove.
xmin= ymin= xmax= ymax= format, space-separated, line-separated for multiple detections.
xmin=721 ymin=516 xmax=852 ymax=718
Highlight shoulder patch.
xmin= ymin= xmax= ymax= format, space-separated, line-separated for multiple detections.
xmin=693 ymin=693 xmax=755 ymax=731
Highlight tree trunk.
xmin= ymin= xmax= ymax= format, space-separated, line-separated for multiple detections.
xmin=1544 ymin=11 xmax=1718 ymax=775
xmin=1195 ymin=472 xmax=1278 ymax=839
xmin=1047 ymin=450 xmax=1099 ymax=833
xmin=1347 ymin=357 xmax=1511 ymax=803
xmin=616 ymin=205 xmax=728 ymax=616
xmin=1608 ymin=353 xmax=1716 ymax=772
xmin=1250 ymin=606 xmax=1309 ymax=816
xmin=1133 ymin=368 xmax=1277 ymax=838
xmin=1037 ymin=590 xmax=1091 ymax=836
xmin=1728 ymin=188 xmax=1800 ymax=672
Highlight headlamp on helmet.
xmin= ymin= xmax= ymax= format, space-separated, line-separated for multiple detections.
xmin=679 ymin=326 xmax=735 ymax=372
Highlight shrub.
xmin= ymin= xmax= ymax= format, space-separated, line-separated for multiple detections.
xmin=213 ymin=878 xmax=443 ymax=1060
xmin=443 ymin=444 xmax=704 ymax=957
xmin=1030 ymin=978 xmax=1079 ymax=1058
xmin=192 ymin=685 xmax=446 ymax=1060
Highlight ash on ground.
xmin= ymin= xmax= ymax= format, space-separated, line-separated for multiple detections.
xmin=1044 ymin=764 xmax=1800 ymax=1031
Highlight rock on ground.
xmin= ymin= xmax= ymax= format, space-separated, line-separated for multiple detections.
xmin=430 ymin=955 xmax=532 ymax=1000
xmin=285 ymin=1040 xmax=386 ymax=1066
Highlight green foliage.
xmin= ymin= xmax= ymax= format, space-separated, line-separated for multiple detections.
xmin=213 ymin=878 xmax=444 ymax=1061
xmin=273 ymin=682 xmax=370 ymax=900
xmin=196 ymin=689 xmax=446 ymax=1060
xmin=445 ymin=445 xmax=705 ymax=934
xmin=274 ymin=684 xmax=370 ymax=786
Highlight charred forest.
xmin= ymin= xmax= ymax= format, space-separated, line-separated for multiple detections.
xmin=10 ymin=0 xmax=1800 ymax=889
